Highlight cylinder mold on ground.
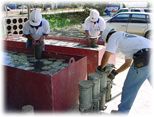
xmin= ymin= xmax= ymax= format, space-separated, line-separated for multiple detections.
xmin=96 ymin=71 xmax=107 ymax=110
xmin=22 ymin=105 xmax=34 ymax=112
xmin=106 ymin=79 xmax=112 ymax=102
xmin=79 ymin=80 xmax=93 ymax=112
xmin=99 ymin=73 xmax=107 ymax=110
xmin=88 ymin=73 xmax=100 ymax=111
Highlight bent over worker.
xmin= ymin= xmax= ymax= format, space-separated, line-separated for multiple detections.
xmin=97 ymin=28 xmax=151 ymax=113
xmin=23 ymin=9 xmax=50 ymax=59
xmin=83 ymin=9 xmax=106 ymax=47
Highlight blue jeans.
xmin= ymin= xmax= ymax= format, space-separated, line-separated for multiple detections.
xmin=118 ymin=63 xmax=151 ymax=113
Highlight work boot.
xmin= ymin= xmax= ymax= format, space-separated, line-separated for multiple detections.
xmin=111 ymin=110 xmax=119 ymax=114
xmin=111 ymin=110 xmax=125 ymax=115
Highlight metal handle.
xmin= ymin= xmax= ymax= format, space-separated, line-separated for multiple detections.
xmin=69 ymin=57 xmax=75 ymax=65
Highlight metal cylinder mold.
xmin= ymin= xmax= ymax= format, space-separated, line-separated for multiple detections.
xmin=96 ymin=64 xmax=114 ymax=110
xmin=5 ymin=17 xmax=28 ymax=35
xmin=88 ymin=73 xmax=100 ymax=111
xmin=106 ymin=79 xmax=112 ymax=102
xmin=22 ymin=105 xmax=34 ymax=112
xmin=79 ymin=80 xmax=93 ymax=112
xmin=98 ymin=73 xmax=107 ymax=110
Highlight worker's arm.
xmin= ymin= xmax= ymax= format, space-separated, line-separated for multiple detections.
xmin=99 ymin=31 xmax=103 ymax=36
xmin=100 ymin=51 xmax=113 ymax=68
xmin=85 ymin=30 xmax=90 ymax=38
xmin=23 ymin=34 xmax=34 ymax=40
xmin=39 ymin=34 xmax=48 ymax=41
xmin=116 ymin=58 xmax=133 ymax=74
xmin=107 ymin=57 xmax=133 ymax=80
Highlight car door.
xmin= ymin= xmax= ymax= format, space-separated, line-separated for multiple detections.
xmin=106 ymin=13 xmax=129 ymax=32
xmin=127 ymin=13 xmax=149 ymax=36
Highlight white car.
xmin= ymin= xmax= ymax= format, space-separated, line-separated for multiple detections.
xmin=106 ymin=12 xmax=151 ymax=39
xmin=115 ymin=8 xmax=151 ymax=14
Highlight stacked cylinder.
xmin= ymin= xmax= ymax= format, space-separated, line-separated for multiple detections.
xmin=88 ymin=73 xmax=100 ymax=111
xmin=98 ymin=71 xmax=108 ymax=110
xmin=79 ymin=80 xmax=93 ymax=112
xmin=79 ymin=64 xmax=114 ymax=112
xmin=106 ymin=79 xmax=112 ymax=102
xmin=5 ymin=17 xmax=28 ymax=35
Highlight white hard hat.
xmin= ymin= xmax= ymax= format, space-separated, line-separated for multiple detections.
xmin=29 ymin=10 xmax=42 ymax=26
xmin=102 ymin=27 xmax=115 ymax=42
xmin=89 ymin=9 xmax=100 ymax=22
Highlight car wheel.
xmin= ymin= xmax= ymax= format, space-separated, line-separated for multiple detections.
xmin=145 ymin=31 xmax=151 ymax=39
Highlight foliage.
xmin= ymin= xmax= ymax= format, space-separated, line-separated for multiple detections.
xmin=83 ymin=3 xmax=106 ymax=16
xmin=43 ymin=11 xmax=88 ymax=30
xmin=42 ymin=3 xmax=106 ymax=30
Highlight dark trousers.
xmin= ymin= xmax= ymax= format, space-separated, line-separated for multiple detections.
xmin=26 ymin=39 xmax=44 ymax=59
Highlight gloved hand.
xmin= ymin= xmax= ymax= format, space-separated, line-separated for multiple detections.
xmin=96 ymin=65 xmax=105 ymax=72
xmin=33 ymin=40 xmax=41 ymax=45
xmin=98 ymin=36 xmax=102 ymax=40
xmin=108 ymin=69 xmax=118 ymax=80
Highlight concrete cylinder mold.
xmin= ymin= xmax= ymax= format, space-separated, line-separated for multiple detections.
xmin=22 ymin=105 xmax=34 ymax=112
xmin=98 ymin=73 xmax=107 ymax=110
xmin=88 ymin=73 xmax=100 ymax=111
xmin=106 ymin=79 xmax=112 ymax=102
xmin=96 ymin=64 xmax=114 ymax=110
xmin=5 ymin=17 xmax=28 ymax=35
xmin=79 ymin=80 xmax=93 ymax=112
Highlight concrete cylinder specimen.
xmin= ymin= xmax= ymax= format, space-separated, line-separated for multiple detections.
xmin=79 ymin=80 xmax=93 ymax=112
xmin=99 ymin=92 xmax=106 ymax=110
xmin=99 ymin=73 xmax=107 ymax=92
xmin=5 ymin=17 xmax=28 ymax=35
xmin=106 ymin=79 xmax=112 ymax=102
xmin=22 ymin=105 xmax=34 ymax=112
xmin=88 ymin=73 xmax=100 ymax=111
xmin=97 ymin=72 xmax=108 ymax=110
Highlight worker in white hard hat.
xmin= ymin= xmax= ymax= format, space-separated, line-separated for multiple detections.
xmin=23 ymin=9 xmax=50 ymax=59
xmin=83 ymin=9 xmax=106 ymax=47
xmin=97 ymin=28 xmax=151 ymax=113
